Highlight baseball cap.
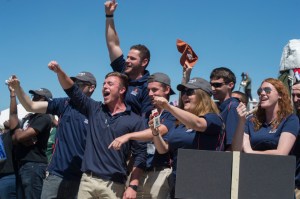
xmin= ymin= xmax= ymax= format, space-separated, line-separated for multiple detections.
xmin=148 ymin=72 xmax=176 ymax=95
xmin=177 ymin=77 xmax=212 ymax=96
xmin=71 ymin=71 xmax=97 ymax=86
xmin=29 ymin=88 xmax=53 ymax=100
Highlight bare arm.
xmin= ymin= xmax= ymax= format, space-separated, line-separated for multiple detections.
xmin=12 ymin=127 xmax=38 ymax=144
xmin=123 ymin=166 xmax=142 ymax=199
xmin=153 ymin=96 xmax=208 ymax=132
xmin=8 ymin=84 xmax=19 ymax=130
xmin=108 ymin=124 xmax=168 ymax=150
xmin=178 ymin=67 xmax=192 ymax=107
xmin=105 ymin=0 xmax=123 ymax=62
xmin=243 ymin=132 xmax=296 ymax=155
xmin=48 ymin=61 xmax=74 ymax=89
xmin=230 ymin=102 xmax=247 ymax=151
xmin=8 ymin=75 xmax=48 ymax=113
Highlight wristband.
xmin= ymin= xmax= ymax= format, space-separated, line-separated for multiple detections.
xmin=152 ymin=129 xmax=159 ymax=136
xmin=106 ymin=14 xmax=114 ymax=18
xmin=10 ymin=96 xmax=16 ymax=98
xmin=128 ymin=184 xmax=138 ymax=191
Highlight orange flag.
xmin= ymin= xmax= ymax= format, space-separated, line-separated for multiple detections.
xmin=176 ymin=39 xmax=198 ymax=68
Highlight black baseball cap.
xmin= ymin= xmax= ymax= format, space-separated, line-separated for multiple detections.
xmin=71 ymin=71 xmax=97 ymax=86
xmin=29 ymin=88 xmax=53 ymax=100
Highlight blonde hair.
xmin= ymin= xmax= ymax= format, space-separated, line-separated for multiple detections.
xmin=179 ymin=89 xmax=219 ymax=116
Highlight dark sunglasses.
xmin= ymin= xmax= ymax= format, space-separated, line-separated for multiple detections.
xmin=181 ymin=89 xmax=195 ymax=96
xmin=75 ymin=81 xmax=91 ymax=87
xmin=32 ymin=95 xmax=44 ymax=101
xmin=210 ymin=82 xmax=226 ymax=88
xmin=257 ymin=87 xmax=272 ymax=95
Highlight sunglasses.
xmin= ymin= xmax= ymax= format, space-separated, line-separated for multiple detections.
xmin=75 ymin=81 xmax=91 ymax=87
xmin=181 ymin=89 xmax=195 ymax=96
xmin=31 ymin=95 xmax=44 ymax=101
xmin=210 ymin=82 xmax=226 ymax=88
xmin=257 ymin=87 xmax=272 ymax=95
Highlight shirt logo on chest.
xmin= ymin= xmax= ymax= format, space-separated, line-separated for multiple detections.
xmin=131 ymin=88 xmax=139 ymax=96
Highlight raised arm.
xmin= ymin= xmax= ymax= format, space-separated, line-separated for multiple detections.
xmin=48 ymin=60 xmax=74 ymax=89
xmin=8 ymin=83 xmax=19 ymax=130
xmin=105 ymin=0 xmax=123 ymax=62
xmin=178 ymin=67 xmax=192 ymax=107
xmin=230 ymin=102 xmax=247 ymax=151
xmin=8 ymin=75 xmax=48 ymax=113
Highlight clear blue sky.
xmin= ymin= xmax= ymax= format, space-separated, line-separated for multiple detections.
xmin=1 ymin=0 xmax=300 ymax=111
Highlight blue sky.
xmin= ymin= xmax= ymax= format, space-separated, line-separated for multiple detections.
xmin=1 ymin=0 xmax=300 ymax=111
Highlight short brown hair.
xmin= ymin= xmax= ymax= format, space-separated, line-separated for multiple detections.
xmin=130 ymin=44 xmax=151 ymax=68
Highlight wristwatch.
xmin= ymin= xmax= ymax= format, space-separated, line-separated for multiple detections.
xmin=128 ymin=184 xmax=138 ymax=191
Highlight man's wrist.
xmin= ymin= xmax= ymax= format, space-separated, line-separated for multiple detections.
xmin=106 ymin=14 xmax=114 ymax=18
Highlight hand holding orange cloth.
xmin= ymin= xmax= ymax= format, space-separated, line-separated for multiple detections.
xmin=176 ymin=39 xmax=198 ymax=68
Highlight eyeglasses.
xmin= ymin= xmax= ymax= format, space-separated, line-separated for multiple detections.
xmin=181 ymin=89 xmax=195 ymax=96
xmin=31 ymin=95 xmax=44 ymax=101
xmin=257 ymin=87 xmax=272 ymax=95
xmin=210 ymin=82 xmax=226 ymax=88
xmin=75 ymin=81 xmax=91 ymax=88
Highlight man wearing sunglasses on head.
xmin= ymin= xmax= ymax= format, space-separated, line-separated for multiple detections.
xmin=8 ymin=72 xmax=97 ymax=199
xmin=6 ymin=81 xmax=53 ymax=199
xmin=210 ymin=67 xmax=240 ymax=151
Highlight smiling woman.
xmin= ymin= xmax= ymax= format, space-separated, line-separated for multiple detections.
xmin=234 ymin=78 xmax=299 ymax=156
xmin=149 ymin=69 xmax=225 ymax=198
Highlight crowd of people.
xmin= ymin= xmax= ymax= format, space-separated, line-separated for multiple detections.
xmin=1 ymin=1 xmax=300 ymax=199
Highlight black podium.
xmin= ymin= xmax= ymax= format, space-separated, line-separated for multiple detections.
xmin=175 ymin=149 xmax=295 ymax=199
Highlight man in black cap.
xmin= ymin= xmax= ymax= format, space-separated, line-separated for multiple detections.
xmin=8 ymin=71 xmax=96 ymax=199
xmin=7 ymin=82 xmax=53 ymax=199
xmin=109 ymin=72 xmax=177 ymax=199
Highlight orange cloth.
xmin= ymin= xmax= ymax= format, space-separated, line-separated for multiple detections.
xmin=176 ymin=39 xmax=198 ymax=68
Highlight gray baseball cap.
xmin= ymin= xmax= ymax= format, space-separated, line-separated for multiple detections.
xmin=177 ymin=77 xmax=212 ymax=96
xmin=71 ymin=71 xmax=97 ymax=86
xmin=29 ymin=88 xmax=53 ymax=100
xmin=148 ymin=72 xmax=176 ymax=95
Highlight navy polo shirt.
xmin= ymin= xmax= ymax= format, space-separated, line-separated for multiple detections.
xmin=46 ymin=98 xmax=89 ymax=180
xmin=245 ymin=114 xmax=299 ymax=150
xmin=166 ymin=113 xmax=223 ymax=175
xmin=111 ymin=55 xmax=153 ymax=117
xmin=219 ymin=97 xmax=239 ymax=146
xmin=292 ymin=115 xmax=300 ymax=188
xmin=144 ymin=110 xmax=176 ymax=169
xmin=65 ymin=85 xmax=147 ymax=184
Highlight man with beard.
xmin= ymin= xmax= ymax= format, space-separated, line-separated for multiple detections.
xmin=105 ymin=0 xmax=153 ymax=117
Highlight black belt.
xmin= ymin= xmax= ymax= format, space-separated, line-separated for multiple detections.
xmin=85 ymin=171 xmax=103 ymax=179
xmin=146 ymin=166 xmax=170 ymax=172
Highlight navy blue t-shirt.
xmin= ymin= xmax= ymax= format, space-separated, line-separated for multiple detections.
xmin=245 ymin=114 xmax=299 ymax=150
xmin=219 ymin=97 xmax=239 ymax=147
xmin=65 ymin=85 xmax=147 ymax=184
xmin=144 ymin=110 xmax=176 ymax=169
xmin=166 ymin=113 xmax=223 ymax=175
xmin=46 ymin=98 xmax=89 ymax=180
xmin=111 ymin=55 xmax=153 ymax=117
